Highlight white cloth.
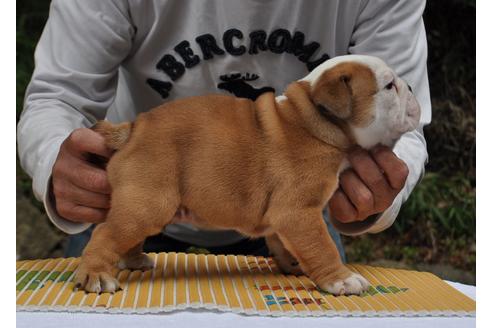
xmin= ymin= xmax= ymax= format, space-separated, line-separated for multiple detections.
xmin=17 ymin=0 xmax=431 ymax=245
xmin=16 ymin=281 xmax=475 ymax=328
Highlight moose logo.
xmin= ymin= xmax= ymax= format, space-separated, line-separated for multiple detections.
xmin=217 ymin=72 xmax=275 ymax=101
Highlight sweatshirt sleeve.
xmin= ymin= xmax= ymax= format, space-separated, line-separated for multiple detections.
xmin=17 ymin=0 xmax=134 ymax=234
xmin=330 ymin=0 xmax=432 ymax=235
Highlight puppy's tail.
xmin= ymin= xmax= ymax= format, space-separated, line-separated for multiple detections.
xmin=92 ymin=120 xmax=133 ymax=150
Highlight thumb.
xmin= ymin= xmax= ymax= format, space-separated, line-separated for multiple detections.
xmin=67 ymin=128 xmax=113 ymax=159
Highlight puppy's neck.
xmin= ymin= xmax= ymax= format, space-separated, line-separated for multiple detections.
xmin=279 ymin=81 xmax=354 ymax=151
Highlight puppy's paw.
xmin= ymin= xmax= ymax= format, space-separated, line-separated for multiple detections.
xmin=272 ymin=254 xmax=303 ymax=276
xmin=74 ymin=264 xmax=120 ymax=294
xmin=266 ymin=234 xmax=303 ymax=275
xmin=319 ymin=272 xmax=369 ymax=296
xmin=118 ymin=253 xmax=154 ymax=271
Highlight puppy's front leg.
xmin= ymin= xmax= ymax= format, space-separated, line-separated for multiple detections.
xmin=274 ymin=210 xmax=369 ymax=295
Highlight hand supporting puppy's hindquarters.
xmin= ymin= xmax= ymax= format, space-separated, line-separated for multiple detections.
xmin=51 ymin=128 xmax=113 ymax=224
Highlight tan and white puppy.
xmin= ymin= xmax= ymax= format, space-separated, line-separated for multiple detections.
xmin=74 ymin=55 xmax=420 ymax=296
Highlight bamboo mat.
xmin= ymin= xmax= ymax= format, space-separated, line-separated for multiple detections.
xmin=16 ymin=252 xmax=475 ymax=317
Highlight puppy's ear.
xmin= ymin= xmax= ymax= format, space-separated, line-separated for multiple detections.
xmin=311 ymin=65 xmax=353 ymax=119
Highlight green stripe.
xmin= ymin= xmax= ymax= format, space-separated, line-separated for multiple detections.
xmin=17 ymin=271 xmax=38 ymax=291
xmin=16 ymin=270 xmax=27 ymax=282
xmin=59 ymin=271 xmax=74 ymax=282
xmin=25 ymin=271 xmax=52 ymax=290
xmin=387 ymin=285 xmax=401 ymax=293
xmin=376 ymin=285 xmax=391 ymax=293
xmin=46 ymin=272 xmax=61 ymax=282
xmin=35 ymin=271 xmax=50 ymax=281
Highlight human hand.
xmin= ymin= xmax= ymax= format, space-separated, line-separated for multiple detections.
xmin=52 ymin=128 xmax=113 ymax=223
xmin=328 ymin=145 xmax=409 ymax=223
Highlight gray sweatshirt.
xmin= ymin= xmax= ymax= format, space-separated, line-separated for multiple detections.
xmin=17 ymin=0 xmax=431 ymax=247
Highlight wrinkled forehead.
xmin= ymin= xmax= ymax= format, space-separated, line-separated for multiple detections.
xmin=302 ymin=55 xmax=391 ymax=86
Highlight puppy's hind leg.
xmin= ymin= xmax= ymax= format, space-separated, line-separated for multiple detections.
xmin=118 ymin=242 xmax=154 ymax=271
xmin=266 ymin=233 xmax=303 ymax=275
xmin=74 ymin=188 xmax=179 ymax=293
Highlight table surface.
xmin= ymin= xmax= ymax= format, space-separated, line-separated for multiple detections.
xmin=17 ymin=281 xmax=475 ymax=328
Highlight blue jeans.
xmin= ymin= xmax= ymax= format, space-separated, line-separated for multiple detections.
xmin=64 ymin=208 xmax=346 ymax=262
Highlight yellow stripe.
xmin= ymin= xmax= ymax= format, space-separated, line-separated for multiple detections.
xmin=206 ymin=254 xmax=228 ymax=307
xmin=216 ymin=255 xmax=241 ymax=309
xmin=420 ymin=272 xmax=475 ymax=311
xmin=235 ymin=255 xmax=268 ymax=312
xmin=17 ymin=259 xmax=59 ymax=305
xmin=196 ymin=254 xmax=214 ymax=305
xmin=186 ymin=253 xmax=201 ymax=305
xmin=148 ymin=253 xmax=165 ymax=308
xmin=245 ymin=256 xmax=281 ymax=313
xmin=135 ymin=253 xmax=156 ymax=308
xmin=82 ymin=290 xmax=98 ymax=307
xmin=121 ymin=270 xmax=143 ymax=308
xmin=15 ymin=254 xmax=475 ymax=316
xmin=296 ymin=275 xmax=345 ymax=312
xmin=378 ymin=267 xmax=448 ymax=312
xmin=27 ymin=258 xmax=71 ymax=306
xmin=225 ymin=255 xmax=255 ymax=311
xmin=108 ymin=270 xmax=131 ymax=308
xmin=175 ymin=253 xmax=187 ymax=306
xmin=45 ymin=258 xmax=79 ymax=306
xmin=393 ymin=268 xmax=474 ymax=312
xmin=162 ymin=252 xmax=176 ymax=307
xmin=351 ymin=264 xmax=418 ymax=313
xmin=263 ymin=258 xmax=310 ymax=313
xmin=255 ymin=256 xmax=295 ymax=312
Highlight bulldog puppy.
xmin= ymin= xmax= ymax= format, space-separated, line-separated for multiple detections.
xmin=74 ymin=55 xmax=420 ymax=295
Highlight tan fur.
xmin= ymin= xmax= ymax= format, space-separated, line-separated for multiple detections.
xmin=311 ymin=62 xmax=378 ymax=127
xmin=75 ymin=63 xmax=378 ymax=295
xmin=92 ymin=121 xmax=132 ymax=150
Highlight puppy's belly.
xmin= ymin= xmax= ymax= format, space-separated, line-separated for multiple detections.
xmin=169 ymin=207 xmax=273 ymax=237
xmin=169 ymin=211 xmax=223 ymax=231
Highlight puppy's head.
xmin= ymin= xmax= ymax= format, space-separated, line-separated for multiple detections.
xmin=302 ymin=55 xmax=421 ymax=149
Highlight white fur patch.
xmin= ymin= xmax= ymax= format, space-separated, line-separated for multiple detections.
xmin=301 ymin=55 xmax=421 ymax=149
xmin=320 ymin=272 xmax=370 ymax=296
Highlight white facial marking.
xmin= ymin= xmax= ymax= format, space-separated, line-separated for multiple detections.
xmin=303 ymin=55 xmax=421 ymax=149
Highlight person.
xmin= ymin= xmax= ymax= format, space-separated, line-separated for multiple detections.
xmin=17 ymin=0 xmax=431 ymax=260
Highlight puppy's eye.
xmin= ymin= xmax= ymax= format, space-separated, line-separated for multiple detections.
xmin=385 ymin=81 xmax=395 ymax=90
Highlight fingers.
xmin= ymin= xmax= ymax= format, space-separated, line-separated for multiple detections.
xmin=71 ymin=161 xmax=112 ymax=194
xmin=329 ymin=146 xmax=410 ymax=224
xmin=338 ymin=170 xmax=374 ymax=219
xmin=348 ymin=148 xmax=390 ymax=192
xmin=66 ymin=128 xmax=113 ymax=159
xmin=52 ymin=128 xmax=114 ymax=223
xmin=370 ymin=145 xmax=409 ymax=190
xmin=55 ymin=200 xmax=108 ymax=224
xmin=328 ymin=189 xmax=358 ymax=223
xmin=348 ymin=148 xmax=393 ymax=212
xmin=53 ymin=180 xmax=110 ymax=209
xmin=53 ymin=155 xmax=111 ymax=194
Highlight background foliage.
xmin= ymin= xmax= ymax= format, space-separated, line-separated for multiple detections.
xmin=343 ymin=0 xmax=476 ymax=284
xmin=16 ymin=1 xmax=476 ymax=283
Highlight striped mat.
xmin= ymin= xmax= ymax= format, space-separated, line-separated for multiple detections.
xmin=16 ymin=252 xmax=475 ymax=317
